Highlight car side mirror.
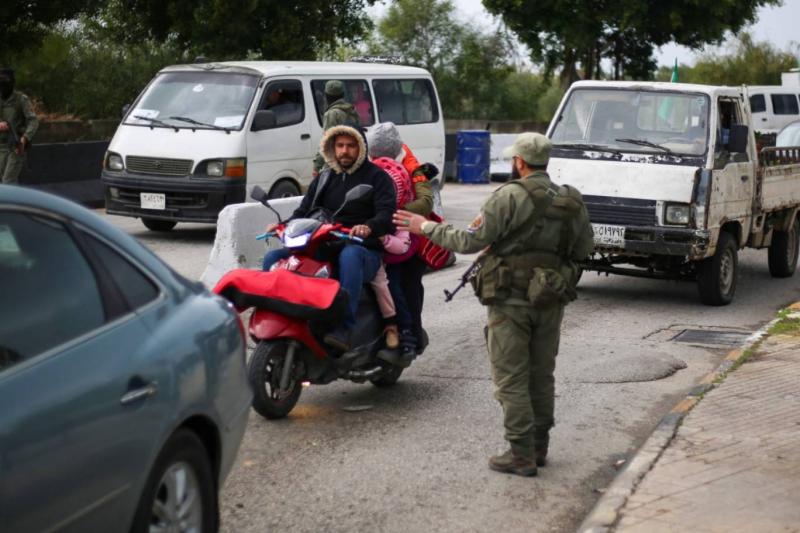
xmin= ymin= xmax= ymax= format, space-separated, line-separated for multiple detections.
xmin=729 ymin=124 xmax=749 ymax=153
xmin=252 ymin=110 xmax=276 ymax=131
xmin=121 ymin=103 xmax=131 ymax=119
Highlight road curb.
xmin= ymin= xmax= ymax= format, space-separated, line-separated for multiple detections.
xmin=576 ymin=304 xmax=794 ymax=533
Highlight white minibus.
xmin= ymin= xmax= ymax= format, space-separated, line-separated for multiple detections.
xmin=102 ymin=61 xmax=445 ymax=231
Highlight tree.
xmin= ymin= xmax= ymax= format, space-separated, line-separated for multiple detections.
xmin=372 ymin=0 xmax=463 ymax=76
xmin=655 ymin=33 xmax=800 ymax=86
xmin=106 ymin=0 xmax=376 ymax=60
xmin=482 ymin=0 xmax=782 ymax=87
xmin=0 ymin=0 xmax=101 ymax=63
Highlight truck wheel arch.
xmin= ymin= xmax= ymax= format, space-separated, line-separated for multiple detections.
xmin=720 ymin=221 xmax=743 ymax=249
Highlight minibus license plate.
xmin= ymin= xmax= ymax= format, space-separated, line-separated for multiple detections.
xmin=592 ymin=223 xmax=625 ymax=246
xmin=141 ymin=193 xmax=166 ymax=210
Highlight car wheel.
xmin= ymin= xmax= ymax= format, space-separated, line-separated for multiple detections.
xmin=248 ymin=340 xmax=302 ymax=419
xmin=697 ymin=231 xmax=738 ymax=306
xmin=130 ymin=429 xmax=217 ymax=533
xmin=142 ymin=218 xmax=177 ymax=232
xmin=768 ymin=219 xmax=799 ymax=278
xmin=268 ymin=180 xmax=300 ymax=199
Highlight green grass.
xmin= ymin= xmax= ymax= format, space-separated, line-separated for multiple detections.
xmin=767 ymin=309 xmax=800 ymax=336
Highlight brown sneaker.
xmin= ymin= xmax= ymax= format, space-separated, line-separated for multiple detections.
xmin=488 ymin=449 xmax=537 ymax=477
xmin=384 ymin=324 xmax=400 ymax=349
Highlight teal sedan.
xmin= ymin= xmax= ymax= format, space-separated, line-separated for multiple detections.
xmin=0 ymin=185 xmax=251 ymax=533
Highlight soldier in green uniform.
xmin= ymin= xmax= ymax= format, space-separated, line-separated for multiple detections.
xmin=312 ymin=80 xmax=361 ymax=175
xmin=394 ymin=132 xmax=594 ymax=477
xmin=0 ymin=68 xmax=39 ymax=185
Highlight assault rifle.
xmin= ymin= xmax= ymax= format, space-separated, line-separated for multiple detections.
xmin=4 ymin=120 xmax=23 ymax=154
xmin=443 ymin=253 xmax=486 ymax=302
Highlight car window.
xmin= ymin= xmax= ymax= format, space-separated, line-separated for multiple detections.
xmin=311 ymin=79 xmax=375 ymax=127
xmin=373 ymin=79 xmax=439 ymax=125
xmin=0 ymin=211 xmax=105 ymax=371
xmin=771 ymin=94 xmax=799 ymax=115
xmin=256 ymin=79 xmax=305 ymax=129
xmin=81 ymin=232 xmax=159 ymax=310
xmin=749 ymin=94 xmax=766 ymax=113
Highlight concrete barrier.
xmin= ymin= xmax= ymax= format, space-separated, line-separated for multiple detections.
xmin=200 ymin=196 xmax=303 ymax=288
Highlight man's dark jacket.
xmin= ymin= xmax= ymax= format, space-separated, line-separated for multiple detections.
xmin=292 ymin=125 xmax=396 ymax=249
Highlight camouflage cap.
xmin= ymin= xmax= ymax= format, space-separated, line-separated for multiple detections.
xmin=325 ymin=80 xmax=345 ymax=97
xmin=502 ymin=132 xmax=552 ymax=166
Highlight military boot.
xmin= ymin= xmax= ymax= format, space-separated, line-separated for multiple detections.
xmin=488 ymin=449 xmax=537 ymax=477
xmin=534 ymin=430 xmax=550 ymax=467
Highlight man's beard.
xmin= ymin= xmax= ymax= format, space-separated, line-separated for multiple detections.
xmin=510 ymin=164 xmax=521 ymax=181
xmin=337 ymin=155 xmax=354 ymax=169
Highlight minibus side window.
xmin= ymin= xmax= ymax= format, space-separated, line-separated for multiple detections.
xmin=771 ymin=94 xmax=799 ymax=115
xmin=311 ymin=80 xmax=375 ymax=127
xmin=256 ymin=80 xmax=305 ymax=129
xmin=749 ymin=94 xmax=766 ymax=113
xmin=373 ymin=79 xmax=439 ymax=125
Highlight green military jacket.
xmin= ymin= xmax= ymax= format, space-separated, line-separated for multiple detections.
xmin=424 ymin=171 xmax=594 ymax=303
xmin=0 ymin=91 xmax=39 ymax=150
xmin=321 ymin=99 xmax=360 ymax=131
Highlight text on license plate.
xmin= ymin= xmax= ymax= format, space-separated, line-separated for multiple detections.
xmin=592 ymin=223 xmax=625 ymax=246
xmin=140 ymin=193 xmax=166 ymax=210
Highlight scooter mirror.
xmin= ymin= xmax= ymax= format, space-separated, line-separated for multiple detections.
xmin=343 ymin=184 xmax=373 ymax=204
xmin=251 ymin=185 xmax=269 ymax=204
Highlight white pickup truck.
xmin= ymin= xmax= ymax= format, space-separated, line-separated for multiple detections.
xmin=546 ymin=80 xmax=800 ymax=305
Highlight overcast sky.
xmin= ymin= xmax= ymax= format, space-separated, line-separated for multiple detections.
xmin=368 ymin=0 xmax=800 ymax=67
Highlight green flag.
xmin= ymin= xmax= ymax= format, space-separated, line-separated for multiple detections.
xmin=671 ymin=58 xmax=679 ymax=83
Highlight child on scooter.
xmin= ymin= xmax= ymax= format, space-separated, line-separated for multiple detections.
xmin=367 ymin=123 xmax=420 ymax=351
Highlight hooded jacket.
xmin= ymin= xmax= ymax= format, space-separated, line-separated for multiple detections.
xmin=291 ymin=125 xmax=397 ymax=249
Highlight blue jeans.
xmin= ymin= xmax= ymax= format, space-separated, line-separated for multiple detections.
xmin=262 ymin=244 xmax=381 ymax=328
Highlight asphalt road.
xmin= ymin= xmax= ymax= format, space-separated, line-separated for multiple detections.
xmin=98 ymin=183 xmax=800 ymax=532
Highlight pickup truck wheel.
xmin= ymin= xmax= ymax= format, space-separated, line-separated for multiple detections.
xmin=697 ymin=231 xmax=738 ymax=306
xmin=768 ymin=219 xmax=799 ymax=278
xmin=142 ymin=218 xmax=177 ymax=232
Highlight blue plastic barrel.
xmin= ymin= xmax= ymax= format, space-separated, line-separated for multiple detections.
xmin=456 ymin=130 xmax=490 ymax=184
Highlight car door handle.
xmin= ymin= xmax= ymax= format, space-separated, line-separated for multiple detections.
xmin=120 ymin=382 xmax=158 ymax=405
xmin=741 ymin=175 xmax=749 ymax=182
xmin=300 ymin=133 xmax=310 ymax=140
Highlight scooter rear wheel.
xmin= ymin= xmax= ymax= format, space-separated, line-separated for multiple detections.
xmin=248 ymin=340 xmax=302 ymax=419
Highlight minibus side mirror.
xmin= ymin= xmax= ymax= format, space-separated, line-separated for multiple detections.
xmin=252 ymin=110 xmax=277 ymax=131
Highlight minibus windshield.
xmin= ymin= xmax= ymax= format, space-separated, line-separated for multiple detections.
xmin=125 ymin=71 xmax=259 ymax=131
xmin=550 ymin=88 xmax=710 ymax=156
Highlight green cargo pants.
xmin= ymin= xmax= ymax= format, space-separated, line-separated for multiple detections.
xmin=486 ymin=302 xmax=564 ymax=456
xmin=0 ymin=148 xmax=24 ymax=184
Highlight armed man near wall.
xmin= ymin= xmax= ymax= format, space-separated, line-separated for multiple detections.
xmin=394 ymin=132 xmax=594 ymax=477
xmin=312 ymin=80 xmax=361 ymax=176
xmin=0 ymin=68 xmax=39 ymax=185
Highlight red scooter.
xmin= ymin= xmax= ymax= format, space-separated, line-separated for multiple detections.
xmin=214 ymin=185 xmax=418 ymax=419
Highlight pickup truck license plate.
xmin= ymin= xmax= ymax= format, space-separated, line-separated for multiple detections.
xmin=140 ymin=193 xmax=166 ymax=210
xmin=592 ymin=223 xmax=625 ymax=246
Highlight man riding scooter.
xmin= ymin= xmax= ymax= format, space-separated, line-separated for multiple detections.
xmin=262 ymin=125 xmax=397 ymax=350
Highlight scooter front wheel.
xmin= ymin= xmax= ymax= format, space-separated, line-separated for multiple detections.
xmin=248 ymin=340 xmax=303 ymax=419
xmin=370 ymin=364 xmax=404 ymax=388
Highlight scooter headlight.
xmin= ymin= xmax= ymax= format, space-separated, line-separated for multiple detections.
xmin=284 ymin=232 xmax=311 ymax=248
